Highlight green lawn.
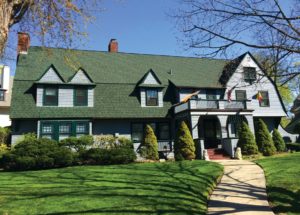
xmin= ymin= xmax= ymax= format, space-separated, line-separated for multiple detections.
xmin=256 ymin=152 xmax=300 ymax=215
xmin=0 ymin=160 xmax=222 ymax=215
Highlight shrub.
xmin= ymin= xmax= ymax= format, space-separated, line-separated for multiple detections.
xmin=118 ymin=137 xmax=134 ymax=148
xmin=286 ymin=143 xmax=300 ymax=151
xmin=59 ymin=135 xmax=93 ymax=152
xmin=138 ymin=125 xmax=159 ymax=160
xmin=52 ymin=147 xmax=74 ymax=167
xmin=0 ymin=127 xmax=10 ymax=145
xmin=93 ymin=135 xmax=116 ymax=149
xmin=272 ymin=128 xmax=286 ymax=152
xmin=237 ymin=122 xmax=258 ymax=155
xmin=81 ymin=147 xmax=136 ymax=165
xmin=1 ymin=137 xmax=74 ymax=170
xmin=174 ymin=121 xmax=195 ymax=161
xmin=0 ymin=143 xmax=9 ymax=157
xmin=255 ymin=119 xmax=277 ymax=156
xmin=93 ymin=135 xmax=134 ymax=150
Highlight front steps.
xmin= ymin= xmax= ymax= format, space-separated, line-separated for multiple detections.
xmin=207 ymin=148 xmax=230 ymax=160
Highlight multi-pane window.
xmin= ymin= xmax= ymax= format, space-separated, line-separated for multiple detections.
xmin=158 ymin=123 xmax=170 ymax=140
xmin=131 ymin=123 xmax=143 ymax=142
xmin=235 ymin=90 xmax=247 ymax=100
xmin=41 ymin=123 xmax=54 ymax=139
xmin=146 ymin=89 xmax=158 ymax=106
xmin=59 ymin=123 xmax=71 ymax=140
xmin=259 ymin=91 xmax=270 ymax=107
xmin=244 ymin=67 xmax=257 ymax=83
xmin=76 ymin=122 xmax=89 ymax=136
xmin=74 ymin=88 xmax=88 ymax=106
xmin=40 ymin=121 xmax=90 ymax=141
xmin=131 ymin=122 xmax=170 ymax=142
xmin=43 ymin=87 xmax=58 ymax=106
xmin=0 ymin=90 xmax=5 ymax=101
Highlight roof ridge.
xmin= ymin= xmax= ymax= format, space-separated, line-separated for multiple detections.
xmin=29 ymin=46 xmax=230 ymax=61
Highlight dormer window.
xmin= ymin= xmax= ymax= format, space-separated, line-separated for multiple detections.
xmin=74 ymin=87 xmax=88 ymax=106
xmin=244 ymin=67 xmax=256 ymax=83
xmin=146 ymin=89 xmax=158 ymax=106
xmin=43 ymin=87 xmax=58 ymax=106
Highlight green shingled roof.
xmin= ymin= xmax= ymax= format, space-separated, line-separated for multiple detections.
xmin=11 ymin=46 xmax=228 ymax=119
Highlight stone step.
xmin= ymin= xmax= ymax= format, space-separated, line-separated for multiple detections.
xmin=207 ymin=148 xmax=230 ymax=160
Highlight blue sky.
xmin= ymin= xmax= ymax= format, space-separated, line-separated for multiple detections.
xmin=5 ymin=0 xmax=187 ymax=74
xmin=2 ymin=0 xmax=295 ymax=75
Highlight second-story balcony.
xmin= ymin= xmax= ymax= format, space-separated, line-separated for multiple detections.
xmin=174 ymin=99 xmax=250 ymax=114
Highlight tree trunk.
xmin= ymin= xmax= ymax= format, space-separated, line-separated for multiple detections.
xmin=0 ymin=1 xmax=14 ymax=56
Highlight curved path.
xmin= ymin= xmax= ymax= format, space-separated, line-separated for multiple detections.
xmin=208 ymin=160 xmax=274 ymax=215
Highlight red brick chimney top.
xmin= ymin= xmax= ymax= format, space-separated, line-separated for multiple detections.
xmin=108 ymin=39 xmax=118 ymax=53
xmin=17 ymin=32 xmax=30 ymax=55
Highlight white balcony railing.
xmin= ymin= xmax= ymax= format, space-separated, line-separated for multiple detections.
xmin=174 ymin=99 xmax=248 ymax=114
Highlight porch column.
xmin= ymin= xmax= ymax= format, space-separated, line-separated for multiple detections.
xmin=217 ymin=115 xmax=228 ymax=138
xmin=245 ymin=115 xmax=255 ymax=134
xmin=190 ymin=115 xmax=200 ymax=139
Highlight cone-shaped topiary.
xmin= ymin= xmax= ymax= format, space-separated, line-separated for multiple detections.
xmin=174 ymin=121 xmax=195 ymax=161
xmin=237 ymin=122 xmax=258 ymax=155
xmin=255 ymin=119 xmax=277 ymax=156
xmin=272 ymin=128 xmax=286 ymax=152
xmin=139 ymin=124 xmax=159 ymax=160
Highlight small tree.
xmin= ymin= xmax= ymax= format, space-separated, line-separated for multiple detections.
xmin=139 ymin=125 xmax=159 ymax=160
xmin=0 ymin=127 xmax=10 ymax=145
xmin=255 ymin=119 xmax=277 ymax=156
xmin=237 ymin=122 xmax=258 ymax=155
xmin=174 ymin=121 xmax=195 ymax=161
xmin=272 ymin=129 xmax=286 ymax=152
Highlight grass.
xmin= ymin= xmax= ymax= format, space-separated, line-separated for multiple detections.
xmin=0 ymin=160 xmax=223 ymax=215
xmin=256 ymin=152 xmax=300 ymax=215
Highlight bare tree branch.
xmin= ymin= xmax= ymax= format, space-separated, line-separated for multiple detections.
xmin=172 ymin=0 xmax=300 ymax=79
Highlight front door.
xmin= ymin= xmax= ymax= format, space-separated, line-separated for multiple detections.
xmin=203 ymin=119 xmax=218 ymax=148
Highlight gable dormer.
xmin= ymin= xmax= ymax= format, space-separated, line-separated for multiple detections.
xmin=69 ymin=68 xmax=93 ymax=84
xmin=138 ymin=69 xmax=164 ymax=107
xmin=139 ymin=69 xmax=161 ymax=86
xmin=37 ymin=65 xmax=64 ymax=83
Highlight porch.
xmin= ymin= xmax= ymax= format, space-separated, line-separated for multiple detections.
xmin=192 ymin=113 xmax=255 ymax=158
xmin=175 ymin=101 xmax=255 ymax=158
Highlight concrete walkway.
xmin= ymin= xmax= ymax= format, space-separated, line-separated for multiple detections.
xmin=208 ymin=160 xmax=274 ymax=215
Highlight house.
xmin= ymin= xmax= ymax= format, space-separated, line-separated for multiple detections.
xmin=286 ymin=95 xmax=300 ymax=136
xmin=0 ymin=65 xmax=13 ymax=127
xmin=10 ymin=33 xmax=287 ymax=157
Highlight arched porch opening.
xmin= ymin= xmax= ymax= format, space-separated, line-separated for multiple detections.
xmin=198 ymin=115 xmax=221 ymax=149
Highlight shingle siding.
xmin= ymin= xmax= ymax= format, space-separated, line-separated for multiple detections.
xmin=36 ymin=86 xmax=94 ymax=107
xmin=70 ymin=70 xmax=91 ymax=84
xmin=39 ymin=67 xmax=63 ymax=83
xmin=36 ymin=87 xmax=43 ymax=106
xmin=226 ymin=53 xmax=286 ymax=117
xmin=88 ymin=88 xmax=94 ymax=107
xmin=143 ymin=72 xmax=159 ymax=85
xmin=58 ymin=86 xmax=73 ymax=107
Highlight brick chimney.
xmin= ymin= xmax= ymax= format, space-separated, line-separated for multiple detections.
xmin=108 ymin=39 xmax=118 ymax=53
xmin=17 ymin=32 xmax=30 ymax=55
